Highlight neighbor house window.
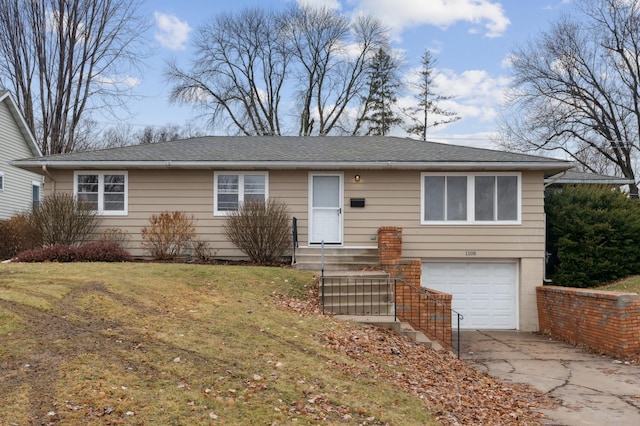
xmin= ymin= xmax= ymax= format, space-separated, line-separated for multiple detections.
xmin=74 ymin=171 xmax=128 ymax=215
xmin=0 ymin=172 xmax=4 ymax=191
xmin=421 ymin=173 xmax=520 ymax=224
xmin=32 ymin=181 xmax=41 ymax=209
xmin=214 ymin=171 xmax=268 ymax=215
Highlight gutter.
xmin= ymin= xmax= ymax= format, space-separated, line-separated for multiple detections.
xmin=12 ymin=160 xmax=574 ymax=173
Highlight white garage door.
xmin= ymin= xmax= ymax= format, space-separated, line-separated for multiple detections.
xmin=421 ymin=262 xmax=518 ymax=329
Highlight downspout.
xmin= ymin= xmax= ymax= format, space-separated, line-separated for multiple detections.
xmin=543 ymin=211 xmax=552 ymax=283
xmin=42 ymin=165 xmax=56 ymax=193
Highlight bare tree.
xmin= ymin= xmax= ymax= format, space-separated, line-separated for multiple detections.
xmin=501 ymin=0 xmax=640 ymax=196
xmin=100 ymin=123 xmax=204 ymax=148
xmin=166 ymin=8 xmax=290 ymax=136
xmin=404 ymin=50 xmax=460 ymax=140
xmin=166 ymin=5 xmax=388 ymax=137
xmin=0 ymin=0 xmax=148 ymax=155
xmin=286 ymin=6 xmax=388 ymax=136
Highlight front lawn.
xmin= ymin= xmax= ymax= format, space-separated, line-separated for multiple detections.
xmin=0 ymin=263 xmax=550 ymax=425
xmin=597 ymin=275 xmax=640 ymax=293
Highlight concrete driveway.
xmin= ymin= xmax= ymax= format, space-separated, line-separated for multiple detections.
xmin=460 ymin=330 xmax=640 ymax=426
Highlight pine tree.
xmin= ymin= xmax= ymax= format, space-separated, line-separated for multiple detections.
xmin=405 ymin=50 xmax=460 ymax=140
xmin=361 ymin=48 xmax=403 ymax=136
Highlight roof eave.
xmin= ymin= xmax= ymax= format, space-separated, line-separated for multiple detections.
xmin=12 ymin=159 xmax=574 ymax=175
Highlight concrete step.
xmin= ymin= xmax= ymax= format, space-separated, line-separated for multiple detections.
xmin=335 ymin=315 xmax=434 ymax=348
xmin=325 ymin=304 xmax=395 ymax=315
xmin=293 ymin=247 xmax=379 ymax=271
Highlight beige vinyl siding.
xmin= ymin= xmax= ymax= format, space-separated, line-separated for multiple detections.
xmin=46 ymin=169 xmax=309 ymax=257
xmin=338 ymin=169 xmax=545 ymax=260
xmin=45 ymin=168 xmax=546 ymax=262
xmin=0 ymin=100 xmax=42 ymax=219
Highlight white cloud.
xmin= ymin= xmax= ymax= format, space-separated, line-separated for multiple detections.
xmin=95 ymin=75 xmax=141 ymax=89
xmin=350 ymin=0 xmax=510 ymax=38
xmin=401 ymin=65 xmax=510 ymax=132
xmin=297 ymin=0 xmax=342 ymax=10
xmin=154 ymin=12 xmax=191 ymax=51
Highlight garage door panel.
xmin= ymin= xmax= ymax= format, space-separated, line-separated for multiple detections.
xmin=422 ymin=262 xmax=517 ymax=329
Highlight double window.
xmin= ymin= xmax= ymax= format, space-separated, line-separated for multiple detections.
xmin=74 ymin=171 xmax=128 ymax=215
xmin=421 ymin=173 xmax=520 ymax=224
xmin=214 ymin=171 xmax=268 ymax=215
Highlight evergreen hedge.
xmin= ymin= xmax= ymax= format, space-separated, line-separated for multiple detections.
xmin=546 ymin=185 xmax=640 ymax=287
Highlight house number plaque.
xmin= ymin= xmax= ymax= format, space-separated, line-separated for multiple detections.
xmin=465 ymin=251 xmax=477 ymax=256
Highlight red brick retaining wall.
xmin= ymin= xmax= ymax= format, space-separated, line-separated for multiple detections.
xmin=378 ymin=227 xmax=452 ymax=350
xmin=537 ymin=286 xmax=640 ymax=357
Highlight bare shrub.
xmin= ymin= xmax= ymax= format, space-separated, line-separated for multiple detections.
xmin=141 ymin=211 xmax=196 ymax=260
xmin=190 ymin=238 xmax=217 ymax=262
xmin=223 ymin=199 xmax=291 ymax=264
xmin=98 ymin=227 xmax=131 ymax=249
xmin=28 ymin=193 xmax=98 ymax=247
xmin=0 ymin=215 xmax=38 ymax=259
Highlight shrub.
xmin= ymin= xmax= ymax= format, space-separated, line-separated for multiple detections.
xmin=190 ymin=238 xmax=217 ymax=262
xmin=223 ymin=199 xmax=291 ymax=265
xmin=141 ymin=211 xmax=196 ymax=260
xmin=546 ymin=185 xmax=640 ymax=287
xmin=0 ymin=215 xmax=37 ymax=260
xmin=28 ymin=193 xmax=98 ymax=246
xmin=13 ymin=241 xmax=131 ymax=263
xmin=98 ymin=227 xmax=131 ymax=249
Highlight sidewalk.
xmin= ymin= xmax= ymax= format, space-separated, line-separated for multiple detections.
xmin=461 ymin=330 xmax=640 ymax=426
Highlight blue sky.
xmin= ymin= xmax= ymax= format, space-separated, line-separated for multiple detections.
xmin=116 ymin=0 xmax=575 ymax=148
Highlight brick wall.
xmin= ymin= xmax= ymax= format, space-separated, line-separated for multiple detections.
xmin=537 ymin=286 xmax=640 ymax=357
xmin=378 ymin=227 xmax=453 ymax=350
xmin=378 ymin=226 xmax=402 ymax=266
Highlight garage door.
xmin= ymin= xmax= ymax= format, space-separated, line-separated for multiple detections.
xmin=421 ymin=262 xmax=518 ymax=329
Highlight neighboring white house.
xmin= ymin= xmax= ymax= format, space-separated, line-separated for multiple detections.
xmin=0 ymin=90 xmax=42 ymax=219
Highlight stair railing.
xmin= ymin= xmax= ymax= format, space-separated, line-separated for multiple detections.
xmin=291 ymin=217 xmax=298 ymax=265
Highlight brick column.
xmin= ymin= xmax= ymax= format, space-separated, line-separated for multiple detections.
xmin=378 ymin=226 xmax=402 ymax=267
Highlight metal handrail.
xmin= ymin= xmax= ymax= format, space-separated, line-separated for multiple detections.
xmin=291 ymin=217 xmax=298 ymax=265
xmin=394 ymin=278 xmax=463 ymax=358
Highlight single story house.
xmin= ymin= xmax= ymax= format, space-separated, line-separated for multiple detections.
xmin=0 ymin=91 xmax=43 ymax=219
xmin=13 ymin=136 xmax=574 ymax=331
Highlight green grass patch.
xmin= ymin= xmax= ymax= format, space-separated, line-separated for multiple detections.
xmin=0 ymin=262 xmax=436 ymax=425
xmin=597 ymin=275 xmax=640 ymax=293
xmin=0 ymin=288 xmax=52 ymax=310
xmin=0 ymin=310 xmax=24 ymax=334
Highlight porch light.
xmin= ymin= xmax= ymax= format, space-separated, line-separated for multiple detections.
xmin=354 ymin=174 xmax=361 ymax=182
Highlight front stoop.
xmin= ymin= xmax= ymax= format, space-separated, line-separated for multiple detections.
xmin=335 ymin=315 xmax=441 ymax=350
xmin=293 ymin=247 xmax=380 ymax=271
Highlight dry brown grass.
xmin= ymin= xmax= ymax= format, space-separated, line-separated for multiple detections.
xmin=0 ymin=263 xmax=436 ymax=425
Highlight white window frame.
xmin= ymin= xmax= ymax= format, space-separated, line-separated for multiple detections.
xmin=0 ymin=171 xmax=4 ymax=191
xmin=213 ymin=171 xmax=269 ymax=216
xmin=73 ymin=171 xmax=128 ymax=216
xmin=421 ymin=172 xmax=521 ymax=225
xmin=32 ymin=180 xmax=41 ymax=208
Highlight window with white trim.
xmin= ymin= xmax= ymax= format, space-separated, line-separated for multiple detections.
xmin=32 ymin=181 xmax=41 ymax=209
xmin=214 ymin=171 xmax=268 ymax=215
xmin=421 ymin=173 xmax=520 ymax=224
xmin=74 ymin=171 xmax=128 ymax=215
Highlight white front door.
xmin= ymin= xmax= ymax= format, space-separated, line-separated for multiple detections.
xmin=309 ymin=173 xmax=343 ymax=244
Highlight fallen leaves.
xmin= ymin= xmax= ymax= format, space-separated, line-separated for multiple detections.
xmin=276 ymin=286 xmax=556 ymax=426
